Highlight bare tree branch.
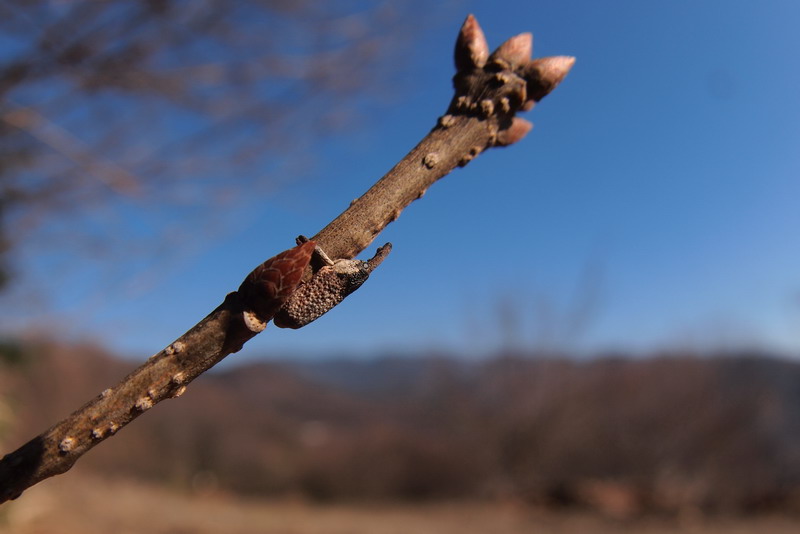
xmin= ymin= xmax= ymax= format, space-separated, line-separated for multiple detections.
xmin=0 ymin=14 xmax=574 ymax=504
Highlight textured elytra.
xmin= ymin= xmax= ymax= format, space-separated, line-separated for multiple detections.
xmin=274 ymin=243 xmax=391 ymax=329
xmin=273 ymin=260 xmax=370 ymax=329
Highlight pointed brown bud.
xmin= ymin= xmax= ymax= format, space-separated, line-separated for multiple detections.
xmin=454 ymin=14 xmax=489 ymax=71
xmin=490 ymin=33 xmax=533 ymax=68
xmin=523 ymin=56 xmax=575 ymax=102
xmin=238 ymin=240 xmax=315 ymax=330
xmin=496 ymin=117 xmax=533 ymax=146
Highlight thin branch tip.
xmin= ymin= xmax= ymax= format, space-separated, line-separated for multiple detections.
xmin=497 ymin=117 xmax=533 ymax=146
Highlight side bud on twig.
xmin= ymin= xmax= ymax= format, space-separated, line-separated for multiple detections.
xmin=496 ymin=117 xmax=534 ymax=146
xmin=237 ymin=240 xmax=316 ymax=333
xmin=522 ymin=56 xmax=576 ymax=104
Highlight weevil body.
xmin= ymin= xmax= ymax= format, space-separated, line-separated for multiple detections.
xmin=273 ymin=239 xmax=392 ymax=329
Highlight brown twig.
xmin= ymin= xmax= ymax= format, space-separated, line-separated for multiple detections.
xmin=0 ymin=14 xmax=573 ymax=504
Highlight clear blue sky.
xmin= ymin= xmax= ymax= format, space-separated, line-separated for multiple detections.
xmin=11 ymin=1 xmax=800 ymax=360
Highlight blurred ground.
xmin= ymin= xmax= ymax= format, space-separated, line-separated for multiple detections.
xmin=5 ymin=342 xmax=800 ymax=516
xmin=5 ymin=341 xmax=800 ymax=532
xmin=2 ymin=474 xmax=800 ymax=534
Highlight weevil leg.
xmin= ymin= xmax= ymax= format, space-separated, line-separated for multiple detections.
xmin=295 ymin=235 xmax=335 ymax=266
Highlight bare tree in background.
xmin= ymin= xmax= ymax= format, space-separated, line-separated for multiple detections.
xmin=0 ymin=0 xmax=420 ymax=293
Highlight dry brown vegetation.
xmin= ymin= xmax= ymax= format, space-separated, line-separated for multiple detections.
xmin=3 ymin=341 xmax=800 ymax=521
xmin=3 ymin=474 xmax=800 ymax=534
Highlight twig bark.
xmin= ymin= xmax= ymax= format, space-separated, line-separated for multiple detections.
xmin=0 ymin=14 xmax=574 ymax=504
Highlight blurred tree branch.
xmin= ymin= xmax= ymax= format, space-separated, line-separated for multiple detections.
xmin=0 ymin=0 xmax=418 ymax=290
xmin=0 ymin=14 xmax=573 ymax=504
